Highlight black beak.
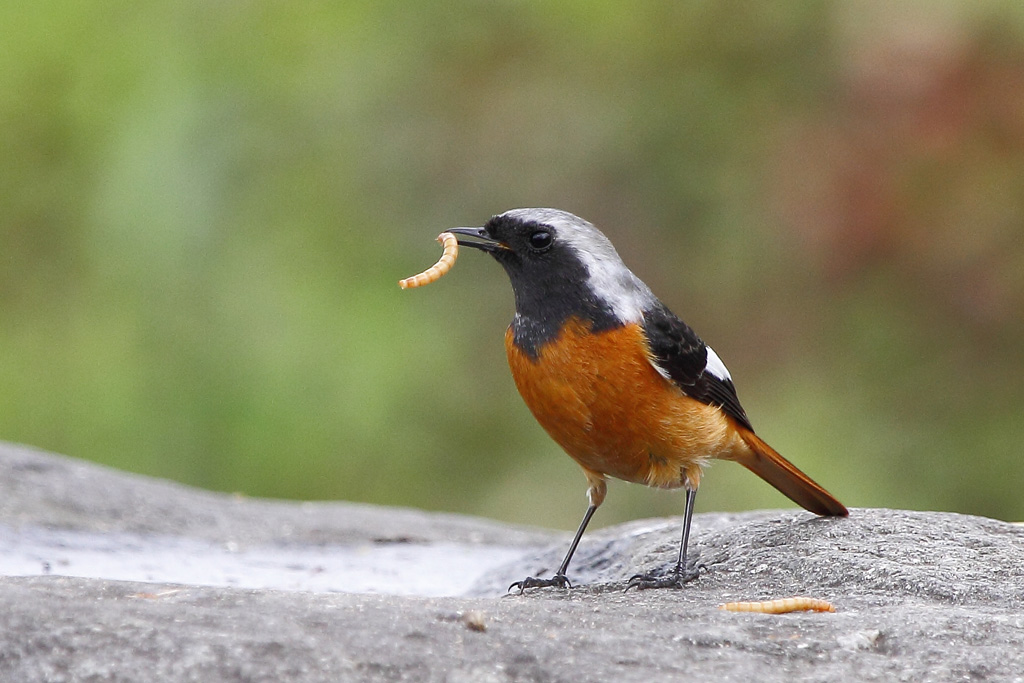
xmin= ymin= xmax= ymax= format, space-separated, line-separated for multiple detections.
xmin=448 ymin=227 xmax=507 ymax=253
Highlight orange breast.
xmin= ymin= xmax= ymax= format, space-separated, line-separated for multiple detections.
xmin=506 ymin=318 xmax=746 ymax=490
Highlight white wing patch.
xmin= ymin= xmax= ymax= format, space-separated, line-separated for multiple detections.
xmin=705 ymin=346 xmax=732 ymax=382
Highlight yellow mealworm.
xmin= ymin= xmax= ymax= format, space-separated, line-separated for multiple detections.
xmin=719 ymin=597 xmax=835 ymax=614
xmin=399 ymin=232 xmax=459 ymax=289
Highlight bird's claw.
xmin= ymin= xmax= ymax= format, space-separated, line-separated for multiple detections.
xmin=508 ymin=573 xmax=572 ymax=594
xmin=624 ymin=562 xmax=705 ymax=591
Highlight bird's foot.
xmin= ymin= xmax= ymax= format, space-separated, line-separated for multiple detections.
xmin=508 ymin=573 xmax=572 ymax=594
xmin=625 ymin=562 xmax=705 ymax=591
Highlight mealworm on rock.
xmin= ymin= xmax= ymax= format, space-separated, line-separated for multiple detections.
xmin=719 ymin=597 xmax=835 ymax=614
xmin=399 ymin=232 xmax=458 ymax=289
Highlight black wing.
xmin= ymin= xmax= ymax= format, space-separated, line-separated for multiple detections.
xmin=641 ymin=302 xmax=753 ymax=431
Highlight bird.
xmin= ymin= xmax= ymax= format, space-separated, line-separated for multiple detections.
xmin=448 ymin=208 xmax=848 ymax=591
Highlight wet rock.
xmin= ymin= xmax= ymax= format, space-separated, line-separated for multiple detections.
xmin=1 ymin=442 xmax=1023 ymax=682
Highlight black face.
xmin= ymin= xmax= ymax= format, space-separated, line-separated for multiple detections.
xmin=451 ymin=214 xmax=619 ymax=357
xmin=449 ymin=215 xmax=554 ymax=262
xmin=484 ymin=213 xmax=553 ymax=255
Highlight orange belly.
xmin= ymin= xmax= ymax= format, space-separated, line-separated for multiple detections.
xmin=506 ymin=318 xmax=746 ymax=490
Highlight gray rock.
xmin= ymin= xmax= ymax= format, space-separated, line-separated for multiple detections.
xmin=1 ymin=441 xmax=1023 ymax=682
xmin=0 ymin=442 xmax=553 ymax=547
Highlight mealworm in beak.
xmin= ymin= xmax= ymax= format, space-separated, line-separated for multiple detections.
xmin=399 ymin=232 xmax=459 ymax=289
xmin=719 ymin=597 xmax=835 ymax=614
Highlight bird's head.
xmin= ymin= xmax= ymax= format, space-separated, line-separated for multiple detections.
xmin=450 ymin=208 xmax=656 ymax=330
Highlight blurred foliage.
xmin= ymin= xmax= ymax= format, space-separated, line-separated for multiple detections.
xmin=2 ymin=1 xmax=1023 ymax=529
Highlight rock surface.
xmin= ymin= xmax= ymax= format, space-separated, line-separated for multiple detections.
xmin=1 ymin=441 xmax=1023 ymax=682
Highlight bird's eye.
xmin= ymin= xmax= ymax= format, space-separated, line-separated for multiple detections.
xmin=528 ymin=230 xmax=553 ymax=252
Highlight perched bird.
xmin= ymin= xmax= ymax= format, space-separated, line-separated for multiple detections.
xmin=450 ymin=209 xmax=847 ymax=591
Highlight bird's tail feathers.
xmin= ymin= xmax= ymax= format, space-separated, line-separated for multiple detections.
xmin=731 ymin=424 xmax=848 ymax=517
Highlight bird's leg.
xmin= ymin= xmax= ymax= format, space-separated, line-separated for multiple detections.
xmin=510 ymin=480 xmax=605 ymax=593
xmin=626 ymin=487 xmax=702 ymax=590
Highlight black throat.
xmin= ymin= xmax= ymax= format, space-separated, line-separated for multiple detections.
xmin=492 ymin=249 xmax=622 ymax=359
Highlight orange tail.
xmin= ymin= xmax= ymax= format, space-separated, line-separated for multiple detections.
xmin=732 ymin=423 xmax=848 ymax=517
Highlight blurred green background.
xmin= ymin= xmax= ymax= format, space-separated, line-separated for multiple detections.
xmin=2 ymin=1 xmax=1022 ymax=530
